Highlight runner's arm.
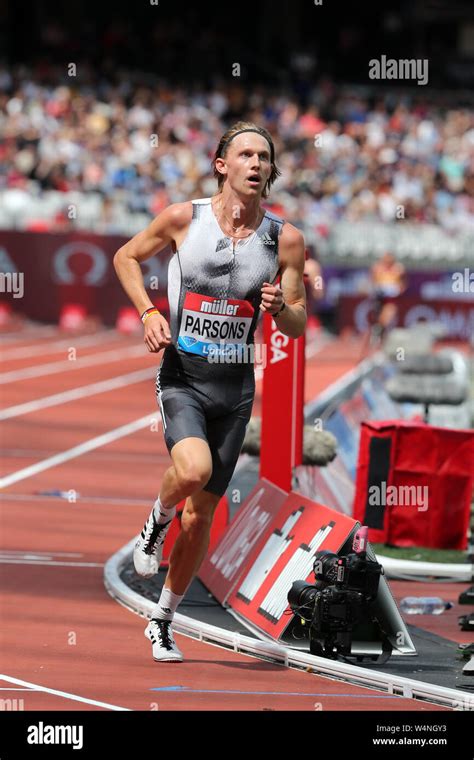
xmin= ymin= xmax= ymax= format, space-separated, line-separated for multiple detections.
xmin=113 ymin=203 xmax=192 ymax=316
xmin=270 ymin=224 xmax=307 ymax=339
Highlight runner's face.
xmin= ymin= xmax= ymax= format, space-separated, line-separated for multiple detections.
xmin=223 ymin=134 xmax=272 ymax=196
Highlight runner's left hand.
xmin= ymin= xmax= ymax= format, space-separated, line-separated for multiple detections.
xmin=260 ymin=282 xmax=284 ymax=315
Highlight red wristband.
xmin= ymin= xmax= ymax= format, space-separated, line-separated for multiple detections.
xmin=141 ymin=307 xmax=160 ymax=324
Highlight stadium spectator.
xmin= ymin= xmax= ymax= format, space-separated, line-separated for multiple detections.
xmin=1 ymin=63 xmax=473 ymax=237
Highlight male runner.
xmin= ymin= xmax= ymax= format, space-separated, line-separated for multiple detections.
xmin=370 ymin=251 xmax=406 ymax=341
xmin=114 ymin=121 xmax=307 ymax=662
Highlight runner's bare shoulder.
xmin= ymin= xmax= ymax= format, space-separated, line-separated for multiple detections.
xmin=164 ymin=201 xmax=194 ymax=232
xmin=278 ymin=222 xmax=306 ymax=268
xmin=279 ymin=221 xmax=305 ymax=247
xmin=116 ymin=202 xmax=194 ymax=263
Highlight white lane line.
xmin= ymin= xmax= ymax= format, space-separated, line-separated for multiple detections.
xmin=0 ymin=551 xmax=84 ymax=558
xmin=0 ymin=550 xmax=103 ymax=567
xmin=0 ymin=674 xmax=131 ymax=711
xmin=0 ymin=559 xmax=104 ymax=567
xmin=0 ymin=367 xmax=155 ymax=420
xmin=0 ymin=412 xmax=157 ymax=488
xmin=2 ymin=493 xmax=152 ymax=506
xmin=0 ymin=449 xmax=163 ymax=462
xmin=0 ymin=344 xmax=150 ymax=385
xmin=0 ymin=326 xmax=59 ymax=345
xmin=0 ymin=329 xmax=123 ymax=360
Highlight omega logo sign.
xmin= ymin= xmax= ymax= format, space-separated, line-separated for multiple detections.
xmin=354 ymin=298 xmax=473 ymax=339
xmin=270 ymin=324 xmax=289 ymax=363
xmin=52 ymin=242 xmax=108 ymax=286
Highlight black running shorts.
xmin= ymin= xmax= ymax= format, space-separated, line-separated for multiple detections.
xmin=155 ymin=345 xmax=255 ymax=497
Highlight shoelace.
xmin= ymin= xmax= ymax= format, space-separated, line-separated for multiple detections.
xmin=142 ymin=514 xmax=171 ymax=555
xmin=155 ymin=621 xmax=173 ymax=650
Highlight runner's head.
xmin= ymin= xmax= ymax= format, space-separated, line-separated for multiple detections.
xmin=381 ymin=251 xmax=396 ymax=266
xmin=213 ymin=122 xmax=281 ymax=199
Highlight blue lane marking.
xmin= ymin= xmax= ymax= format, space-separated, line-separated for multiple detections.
xmin=150 ymin=687 xmax=399 ymax=697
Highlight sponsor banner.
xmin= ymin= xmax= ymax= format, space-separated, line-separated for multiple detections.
xmin=0 ymin=230 xmax=171 ymax=324
xmin=198 ymin=478 xmax=288 ymax=605
xmin=260 ymin=312 xmax=305 ymax=492
xmin=3 ymin=229 xmax=470 ymax=336
xmin=313 ymin=264 xmax=473 ymax=311
xmin=338 ymin=295 xmax=474 ymax=340
xmin=227 ymin=491 xmax=356 ymax=640
xmin=177 ymin=291 xmax=254 ymax=358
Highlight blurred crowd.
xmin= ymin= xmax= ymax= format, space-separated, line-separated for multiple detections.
xmin=1 ymin=62 xmax=473 ymax=236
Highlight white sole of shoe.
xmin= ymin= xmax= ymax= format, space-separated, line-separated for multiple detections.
xmin=133 ymin=555 xmax=158 ymax=578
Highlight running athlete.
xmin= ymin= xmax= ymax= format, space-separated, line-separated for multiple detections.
xmin=370 ymin=251 xmax=406 ymax=342
xmin=114 ymin=121 xmax=307 ymax=662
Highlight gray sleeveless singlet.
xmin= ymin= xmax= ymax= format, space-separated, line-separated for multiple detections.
xmin=165 ymin=197 xmax=285 ymax=365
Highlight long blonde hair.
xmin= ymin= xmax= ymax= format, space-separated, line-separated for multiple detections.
xmin=212 ymin=121 xmax=281 ymax=199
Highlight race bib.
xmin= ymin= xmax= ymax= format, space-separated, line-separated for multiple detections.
xmin=178 ymin=291 xmax=254 ymax=359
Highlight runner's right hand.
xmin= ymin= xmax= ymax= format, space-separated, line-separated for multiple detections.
xmin=144 ymin=313 xmax=172 ymax=353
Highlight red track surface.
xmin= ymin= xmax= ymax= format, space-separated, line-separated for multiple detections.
xmin=0 ymin=324 xmax=454 ymax=711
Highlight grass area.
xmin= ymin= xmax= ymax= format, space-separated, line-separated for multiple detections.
xmin=371 ymin=543 xmax=468 ymax=563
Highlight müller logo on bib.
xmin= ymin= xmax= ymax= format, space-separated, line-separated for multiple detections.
xmin=178 ymin=291 xmax=254 ymax=358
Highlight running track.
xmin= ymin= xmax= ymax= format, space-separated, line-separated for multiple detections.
xmin=0 ymin=323 xmax=449 ymax=711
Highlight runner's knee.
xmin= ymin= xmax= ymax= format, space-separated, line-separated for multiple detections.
xmin=174 ymin=461 xmax=212 ymax=492
xmin=171 ymin=438 xmax=213 ymax=492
